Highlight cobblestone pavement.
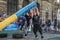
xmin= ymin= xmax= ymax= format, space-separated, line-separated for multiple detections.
xmin=0 ymin=32 xmax=60 ymax=40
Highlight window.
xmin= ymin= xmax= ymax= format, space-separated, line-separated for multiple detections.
xmin=7 ymin=0 xmax=18 ymax=14
xmin=58 ymin=9 xmax=60 ymax=14
xmin=57 ymin=0 xmax=60 ymax=3
xmin=22 ymin=0 xmax=29 ymax=7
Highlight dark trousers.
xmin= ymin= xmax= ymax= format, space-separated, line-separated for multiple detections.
xmin=33 ymin=24 xmax=42 ymax=37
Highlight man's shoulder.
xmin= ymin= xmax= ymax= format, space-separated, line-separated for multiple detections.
xmin=22 ymin=16 xmax=26 ymax=20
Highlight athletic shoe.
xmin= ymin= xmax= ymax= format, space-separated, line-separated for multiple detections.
xmin=41 ymin=36 xmax=44 ymax=38
xmin=25 ymin=34 xmax=28 ymax=36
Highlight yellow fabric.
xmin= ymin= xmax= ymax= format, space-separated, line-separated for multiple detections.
xmin=0 ymin=14 xmax=17 ymax=31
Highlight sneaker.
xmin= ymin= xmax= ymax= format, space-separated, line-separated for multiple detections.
xmin=36 ymin=36 xmax=39 ymax=39
xmin=41 ymin=36 xmax=44 ymax=38
xmin=35 ymin=35 xmax=39 ymax=38
xmin=25 ymin=34 xmax=27 ymax=36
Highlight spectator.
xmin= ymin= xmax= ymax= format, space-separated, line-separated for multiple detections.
xmin=50 ymin=20 xmax=54 ymax=31
xmin=54 ymin=19 xmax=58 ymax=31
xmin=46 ymin=19 xmax=51 ymax=32
xmin=3 ymin=13 xmax=8 ymax=19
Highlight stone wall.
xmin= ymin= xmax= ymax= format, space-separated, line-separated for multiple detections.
xmin=42 ymin=1 xmax=52 ymax=21
xmin=0 ymin=0 xmax=7 ymax=14
xmin=0 ymin=0 xmax=58 ymax=21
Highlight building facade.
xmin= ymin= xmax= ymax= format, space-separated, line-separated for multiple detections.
xmin=0 ymin=0 xmax=7 ymax=14
xmin=0 ymin=0 xmax=59 ymax=21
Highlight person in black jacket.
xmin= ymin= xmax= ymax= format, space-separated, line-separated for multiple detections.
xmin=46 ymin=19 xmax=51 ymax=32
xmin=54 ymin=19 xmax=57 ymax=31
xmin=32 ymin=7 xmax=44 ymax=39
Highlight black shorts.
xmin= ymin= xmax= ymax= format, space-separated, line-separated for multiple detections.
xmin=33 ymin=24 xmax=42 ymax=35
xmin=27 ymin=22 xmax=30 ymax=27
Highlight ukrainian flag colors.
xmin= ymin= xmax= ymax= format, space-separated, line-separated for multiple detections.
xmin=0 ymin=14 xmax=17 ymax=31
xmin=0 ymin=1 xmax=36 ymax=31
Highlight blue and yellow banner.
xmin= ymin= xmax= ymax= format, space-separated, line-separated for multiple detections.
xmin=0 ymin=1 xmax=36 ymax=31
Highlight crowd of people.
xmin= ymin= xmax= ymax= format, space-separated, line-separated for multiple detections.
xmin=42 ymin=19 xmax=58 ymax=32
xmin=14 ymin=6 xmax=44 ymax=39
xmin=0 ymin=11 xmax=11 ymax=22
xmin=15 ymin=6 xmax=58 ymax=39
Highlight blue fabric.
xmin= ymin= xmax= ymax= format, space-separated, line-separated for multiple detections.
xmin=3 ymin=23 xmax=17 ymax=31
xmin=16 ymin=1 xmax=36 ymax=17
xmin=4 ymin=28 xmax=18 ymax=31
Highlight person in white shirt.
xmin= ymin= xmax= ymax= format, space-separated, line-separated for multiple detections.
xmin=50 ymin=20 xmax=54 ymax=31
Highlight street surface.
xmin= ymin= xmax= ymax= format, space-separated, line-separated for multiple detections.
xmin=0 ymin=31 xmax=60 ymax=40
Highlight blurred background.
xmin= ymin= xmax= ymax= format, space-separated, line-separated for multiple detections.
xmin=0 ymin=0 xmax=60 ymax=40
xmin=0 ymin=0 xmax=60 ymax=28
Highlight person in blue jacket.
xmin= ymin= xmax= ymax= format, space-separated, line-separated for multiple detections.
xmin=16 ymin=16 xmax=27 ymax=36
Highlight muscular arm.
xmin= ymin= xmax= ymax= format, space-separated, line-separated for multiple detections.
xmin=15 ymin=19 xmax=19 ymax=25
